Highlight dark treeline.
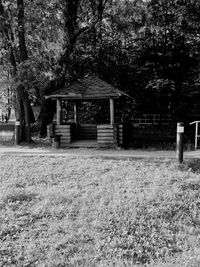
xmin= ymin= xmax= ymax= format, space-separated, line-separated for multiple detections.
xmin=1 ymin=0 xmax=200 ymax=140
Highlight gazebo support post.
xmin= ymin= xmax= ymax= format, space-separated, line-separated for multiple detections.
xmin=74 ymin=101 xmax=78 ymax=139
xmin=74 ymin=102 xmax=77 ymax=123
xmin=56 ymin=98 xmax=61 ymax=125
xmin=110 ymin=98 xmax=114 ymax=125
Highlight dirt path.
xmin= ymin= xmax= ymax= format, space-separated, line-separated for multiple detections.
xmin=0 ymin=144 xmax=199 ymax=159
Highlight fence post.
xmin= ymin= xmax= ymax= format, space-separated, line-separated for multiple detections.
xmin=176 ymin=122 xmax=184 ymax=163
xmin=15 ymin=121 xmax=20 ymax=145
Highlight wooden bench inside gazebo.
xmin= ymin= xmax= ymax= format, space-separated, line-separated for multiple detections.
xmin=45 ymin=76 xmax=130 ymax=148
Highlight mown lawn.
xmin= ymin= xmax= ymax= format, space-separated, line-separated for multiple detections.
xmin=1 ymin=155 xmax=200 ymax=266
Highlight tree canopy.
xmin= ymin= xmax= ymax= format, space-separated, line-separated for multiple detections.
xmin=1 ymin=0 xmax=200 ymax=140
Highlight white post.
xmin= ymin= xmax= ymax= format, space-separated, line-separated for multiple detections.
xmin=15 ymin=120 xmax=20 ymax=144
xmin=56 ymin=99 xmax=61 ymax=125
xmin=176 ymin=122 xmax=184 ymax=163
xmin=110 ymin=98 xmax=114 ymax=125
xmin=195 ymin=122 xmax=198 ymax=150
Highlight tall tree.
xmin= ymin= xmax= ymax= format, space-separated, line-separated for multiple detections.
xmin=15 ymin=0 xmax=32 ymax=142
xmin=0 ymin=0 xmax=34 ymax=142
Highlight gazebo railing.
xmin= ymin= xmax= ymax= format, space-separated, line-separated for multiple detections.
xmin=190 ymin=121 xmax=200 ymax=149
xmin=48 ymin=122 xmax=125 ymax=148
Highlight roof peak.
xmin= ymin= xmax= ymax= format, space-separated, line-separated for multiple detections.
xmin=45 ymin=75 xmax=131 ymax=100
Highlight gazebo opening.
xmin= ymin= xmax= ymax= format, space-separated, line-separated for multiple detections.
xmin=61 ymin=100 xmax=111 ymax=142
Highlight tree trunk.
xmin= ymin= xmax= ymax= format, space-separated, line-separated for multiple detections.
xmin=37 ymin=0 xmax=92 ymax=135
xmin=17 ymin=0 xmax=28 ymax=61
xmin=16 ymin=0 xmax=33 ymax=142
xmin=15 ymin=85 xmax=25 ymax=142
xmin=15 ymin=84 xmax=32 ymax=142
xmin=37 ymin=99 xmax=56 ymax=137
xmin=37 ymin=1 xmax=80 ymax=136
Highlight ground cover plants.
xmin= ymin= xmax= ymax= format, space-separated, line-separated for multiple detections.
xmin=1 ymin=155 xmax=200 ymax=266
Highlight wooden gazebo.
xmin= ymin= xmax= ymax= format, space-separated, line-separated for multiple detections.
xmin=45 ymin=76 xmax=130 ymax=148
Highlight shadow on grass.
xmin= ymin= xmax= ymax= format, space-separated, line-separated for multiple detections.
xmin=4 ymin=136 xmax=52 ymax=149
xmin=0 ymin=140 xmax=15 ymax=147
xmin=180 ymin=159 xmax=200 ymax=174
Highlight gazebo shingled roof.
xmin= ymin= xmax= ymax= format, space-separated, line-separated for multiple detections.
xmin=45 ymin=76 xmax=130 ymax=100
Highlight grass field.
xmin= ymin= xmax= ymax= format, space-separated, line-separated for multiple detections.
xmin=1 ymin=155 xmax=200 ymax=266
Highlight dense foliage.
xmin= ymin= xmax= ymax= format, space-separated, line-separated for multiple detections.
xmin=1 ymin=0 xmax=200 ymax=139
